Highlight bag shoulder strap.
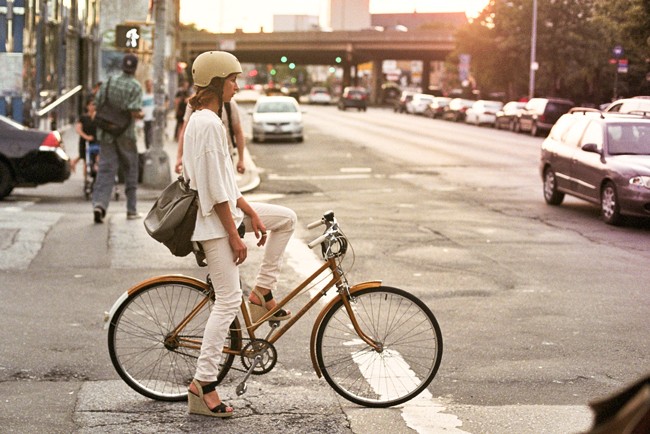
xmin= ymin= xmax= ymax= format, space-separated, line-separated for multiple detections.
xmin=100 ymin=77 xmax=112 ymax=106
xmin=224 ymin=102 xmax=236 ymax=149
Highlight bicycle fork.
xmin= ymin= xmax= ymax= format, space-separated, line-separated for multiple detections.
xmin=337 ymin=278 xmax=383 ymax=353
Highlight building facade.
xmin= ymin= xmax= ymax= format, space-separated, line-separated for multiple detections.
xmin=0 ymin=0 xmax=179 ymax=130
xmin=0 ymin=0 xmax=101 ymax=128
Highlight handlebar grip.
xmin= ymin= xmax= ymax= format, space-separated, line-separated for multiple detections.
xmin=307 ymin=234 xmax=328 ymax=249
xmin=307 ymin=219 xmax=324 ymax=230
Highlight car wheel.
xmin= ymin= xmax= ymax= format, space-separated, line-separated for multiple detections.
xmin=296 ymin=136 xmax=304 ymax=143
xmin=513 ymin=120 xmax=521 ymax=133
xmin=531 ymin=122 xmax=539 ymax=137
xmin=543 ymin=168 xmax=564 ymax=205
xmin=601 ymin=182 xmax=622 ymax=225
xmin=0 ymin=160 xmax=15 ymax=199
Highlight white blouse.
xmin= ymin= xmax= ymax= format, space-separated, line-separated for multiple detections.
xmin=182 ymin=108 xmax=243 ymax=241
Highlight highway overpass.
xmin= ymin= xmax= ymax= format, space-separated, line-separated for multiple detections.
xmin=179 ymin=28 xmax=457 ymax=102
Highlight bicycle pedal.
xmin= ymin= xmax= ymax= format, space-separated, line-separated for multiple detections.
xmin=268 ymin=320 xmax=280 ymax=327
xmin=236 ymin=382 xmax=247 ymax=396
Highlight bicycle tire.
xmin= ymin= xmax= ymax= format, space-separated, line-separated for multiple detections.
xmin=107 ymin=279 xmax=241 ymax=401
xmin=315 ymin=286 xmax=442 ymax=408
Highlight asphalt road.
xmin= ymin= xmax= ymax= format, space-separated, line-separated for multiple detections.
xmin=1 ymin=105 xmax=648 ymax=433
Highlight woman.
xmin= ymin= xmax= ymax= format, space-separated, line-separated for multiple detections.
xmin=182 ymin=51 xmax=296 ymax=418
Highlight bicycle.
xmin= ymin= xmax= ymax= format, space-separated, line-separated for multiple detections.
xmin=106 ymin=210 xmax=443 ymax=408
xmin=81 ymin=142 xmax=120 ymax=202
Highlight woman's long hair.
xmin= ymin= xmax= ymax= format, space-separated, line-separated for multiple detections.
xmin=188 ymin=75 xmax=225 ymax=117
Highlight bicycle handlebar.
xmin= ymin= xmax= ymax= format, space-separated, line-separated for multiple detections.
xmin=307 ymin=210 xmax=338 ymax=250
xmin=307 ymin=234 xmax=328 ymax=249
xmin=307 ymin=219 xmax=324 ymax=230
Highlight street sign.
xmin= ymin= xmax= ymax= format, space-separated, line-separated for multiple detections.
xmin=618 ymin=58 xmax=628 ymax=74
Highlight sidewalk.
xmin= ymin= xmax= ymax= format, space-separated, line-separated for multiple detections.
xmin=61 ymin=112 xmax=260 ymax=195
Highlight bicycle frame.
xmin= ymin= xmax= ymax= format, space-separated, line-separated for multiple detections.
xmin=105 ymin=257 xmax=383 ymax=378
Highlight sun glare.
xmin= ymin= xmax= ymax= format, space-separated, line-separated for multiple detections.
xmin=180 ymin=0 xmax=489 ymax=33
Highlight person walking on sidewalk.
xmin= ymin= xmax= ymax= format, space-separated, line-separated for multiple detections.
xmin=174 ymin=81 xmax=190 ymax=141
xmin=92 ymin=53 xmax=144 ymax=223
xmin=142 ymin=78 xmax=154 ymax=149
xmin=182 ymin=50 xmax=296 ymax=418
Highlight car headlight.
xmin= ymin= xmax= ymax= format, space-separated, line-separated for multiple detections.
xmin=629 ymin=176 xmax=650 ymax=189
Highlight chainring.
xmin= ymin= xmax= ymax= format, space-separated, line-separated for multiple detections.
xmin=240 ymin=339 xmax=277 ymax=375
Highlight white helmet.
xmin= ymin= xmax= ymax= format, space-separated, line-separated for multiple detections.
xmin=191 ymin=51 xmax=242 ymax=87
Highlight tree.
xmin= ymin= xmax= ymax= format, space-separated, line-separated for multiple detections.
xmin=450 ymin=0 xmax=649 ymax=104
xmin=592 ymin=0 xmax=650 ymax=99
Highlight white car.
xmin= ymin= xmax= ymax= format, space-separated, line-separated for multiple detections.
xmin=464 ymin=100 xmax=504 ymax=126
xmin=308 ymin=87 xmax=332 ymax=105
xmin=406 ymin=93 xmax=435 ymax=115
xmin=605 ymin=96 xmax=650 ymax=114
xmin=250 ymin=96 xmax=304 ymax=143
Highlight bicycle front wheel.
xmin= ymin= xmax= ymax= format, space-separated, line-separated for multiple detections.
xmin=107 ymin=279 xmax=241 ymax=401
xmin=315 ymin=286 xmax=442 ymax=408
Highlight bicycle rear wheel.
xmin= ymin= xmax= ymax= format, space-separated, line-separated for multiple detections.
xmin=107 ymin=279 xmax=241 ymax=401
xmin=315 ymin=286 xmax=442 ymax=408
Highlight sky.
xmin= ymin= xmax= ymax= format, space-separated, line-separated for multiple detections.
xmin=180 ymin=0 xmax=490 ymax=33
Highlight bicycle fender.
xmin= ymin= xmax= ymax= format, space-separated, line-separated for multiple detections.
xmin=103 ymin=274 xmax=208 ymax=330
xmin=309 ymin=280 xmax=382 ymax=378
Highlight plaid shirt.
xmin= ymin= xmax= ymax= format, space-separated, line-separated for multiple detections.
xmin=96 ymin=72 xmax=143 ymax=141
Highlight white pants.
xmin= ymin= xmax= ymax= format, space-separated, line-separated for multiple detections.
xmin=195 ymin=202 xmax=296 ymax=382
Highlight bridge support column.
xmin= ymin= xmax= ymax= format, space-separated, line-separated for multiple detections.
xmin=421 ymin=59 xmax=431 ymax=94
xmin=371 ymin=60 xmax=382 ymax=105
xmin=342 ymin=62 xmax=352 ymax=88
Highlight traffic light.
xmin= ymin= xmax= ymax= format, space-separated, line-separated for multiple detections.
xmin=116 ymin=25 xmax=141 ymax=49
xmin=335 ymin=56 xmax=342 ymax=64
xmin=280 ymin=56 xmax=288 ymax=63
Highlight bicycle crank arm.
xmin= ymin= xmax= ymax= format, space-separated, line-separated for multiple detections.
xmin=236 ymin=354 xmax=263 ymax=396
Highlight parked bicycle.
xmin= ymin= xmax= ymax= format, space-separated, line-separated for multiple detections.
xmin=106 ymin=211 xmax=443 ymax=408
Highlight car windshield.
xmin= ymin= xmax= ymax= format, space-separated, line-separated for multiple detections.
xmin=256 ymin=102 xmax=297 ymax=113
xmin=607 ymin=124 xmax=650 ymax=155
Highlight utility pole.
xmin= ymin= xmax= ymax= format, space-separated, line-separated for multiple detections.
xmin=528 ymin=0 xmax=538 ymax=100
xmin=142 ymin=0 xmax=171 ymax=188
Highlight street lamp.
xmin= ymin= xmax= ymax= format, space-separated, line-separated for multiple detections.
xmin=529 ymin=0 xmax=538 ymax=100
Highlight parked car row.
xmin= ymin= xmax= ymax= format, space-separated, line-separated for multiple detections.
xmin=396 ymin=91 xmax=579 ymax=138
